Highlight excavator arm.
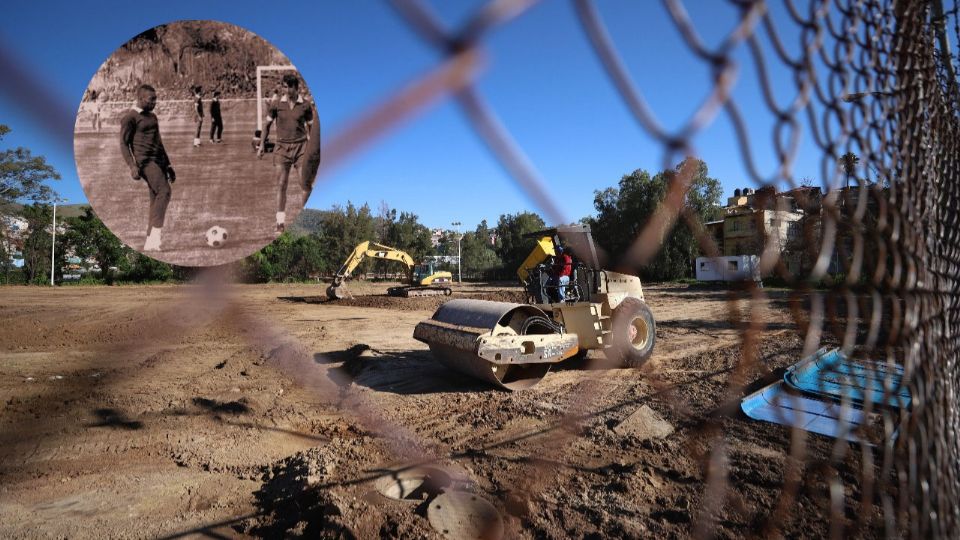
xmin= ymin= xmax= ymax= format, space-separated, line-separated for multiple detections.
xmin=331 ymin=242 xmax=415 ymax=283
xmin=327 ymin=241 xmax=416 ymax=299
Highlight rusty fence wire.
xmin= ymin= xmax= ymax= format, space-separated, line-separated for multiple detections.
xmin=2 ymin=0 xmax=960 ymax=538
xmin=376 ymin=0 xmax=960 ymax=537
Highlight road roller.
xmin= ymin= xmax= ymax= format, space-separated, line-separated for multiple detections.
xmin=414 ymin=226 xmax=656 ymax=390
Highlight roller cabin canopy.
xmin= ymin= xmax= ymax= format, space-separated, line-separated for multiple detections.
xmin=522 ymin=225 xmax=602 ymax=270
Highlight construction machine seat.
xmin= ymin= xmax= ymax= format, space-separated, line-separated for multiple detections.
xmin=525 ymin=259 xmax=586 ymax=304
xmin=525 ymin=263 xmax=551 ymax=304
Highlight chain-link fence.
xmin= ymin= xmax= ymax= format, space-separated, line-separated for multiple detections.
xmin=359 ymin=2 xmax=960 ymax=535
xmin=2 ymin=0 xmax=959 ymax=538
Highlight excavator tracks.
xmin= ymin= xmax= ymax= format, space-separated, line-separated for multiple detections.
xmin=388 ymin=286 xmax=452 ymax=298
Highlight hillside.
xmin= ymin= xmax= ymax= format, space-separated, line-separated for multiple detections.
xmin=84 ymin=21 xmax=291 ymax=102
xmin=0 ymin=202 xmax=89 ymax=219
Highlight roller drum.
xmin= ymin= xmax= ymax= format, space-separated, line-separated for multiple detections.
xmin=413 ymin=299 xmax=578 ymax=390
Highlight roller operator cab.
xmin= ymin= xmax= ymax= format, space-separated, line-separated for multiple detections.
xmin=518 ymin=225 xmax=656 ymax=369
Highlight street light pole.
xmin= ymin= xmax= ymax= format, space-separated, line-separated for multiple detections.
xmin=50 ymin=200 xmax=57 ymax=286
xmin=451 ymin=221 xmax=462 ymax=283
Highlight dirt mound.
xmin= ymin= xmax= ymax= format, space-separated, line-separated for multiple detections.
xmin=285 ymin=288 xmax=528 ymax=313
xmin=339 ymin=295 xmax=449 ymax=312
xmin=461 ymin=289 xmax=527 ymax=303
xmin=240 ymin=440 xmax=436 ymax=538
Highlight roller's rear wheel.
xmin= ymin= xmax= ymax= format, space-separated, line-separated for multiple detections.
xmin=604 ymin=297 xmax=656 ymax=368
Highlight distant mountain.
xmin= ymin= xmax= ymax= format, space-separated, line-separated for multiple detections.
xmin=0 ymin=200 xmax=21 ymax=216
xmin=0 ymin=202 xmax=90 ymax=219
xmin=5 ymin=202 xmax=324 ymax=232
xmin=83 ymin=21 xmax=291 ymax=102
xmin=55 ymin=204 xmax=90 ymax=219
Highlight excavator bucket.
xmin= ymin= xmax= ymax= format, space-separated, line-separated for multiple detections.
xmin=326 ymin=283 xmax=351 ymax=300
xmin=414 ymin=299 xmax=579 ymax=390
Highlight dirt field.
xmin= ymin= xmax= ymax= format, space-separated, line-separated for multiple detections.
xmin=0 ymin=281 xmax=877 ymax=538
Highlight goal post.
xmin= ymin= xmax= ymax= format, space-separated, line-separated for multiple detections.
xmin=256 ymin=64 xmax=299 ymax=132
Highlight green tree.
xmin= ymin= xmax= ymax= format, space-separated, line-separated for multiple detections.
xmin=287 ymin=234 xmax=327 ymax=280
xmin=460 ymin=231 xmax=500 ymax=273
xmin=244 ymin=233 xmax=295 ymax=282
xmin=243 ymin=232 xmax=327 ymax=282
xmin=0 ymin=223 xmax=17 ymax=283
xmin=288 ymin=208 xmax=328 ymax=236
xmin=587 ymin=158 xmax=723 ymax=281
xmin=0 ymin=125 xmax=61 ymax=282
xmin=474 ymin=220 xmax=492 ymax=243
xmin=0 ymin=125 xmax=61 ymax=204
xmin=456 ymin=221 xmax=500 ymax=275
xmin=385 ymin=211 xmax=433 ymax=261
xmin=435 ymin=230 xmax=456 ymax=257
xmin=494 ymin=211 xmax=546 ymax=272
xmin=320 ymin=202 xmax=376 ymax=275
xmin=20 ymin=204 xmax=55 ymax=284
xmin=125 ymin=252 xmax=173 ymax=282
xmin=64 ymin=207 xmax=128 ymax=285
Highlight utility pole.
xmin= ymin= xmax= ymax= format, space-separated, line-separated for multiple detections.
xmin=50 ymin=200 xmax=57 ymax=286
xmin=452 ymin=221 xmax=462 ymax=282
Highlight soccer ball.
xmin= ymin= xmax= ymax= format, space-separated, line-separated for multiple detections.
xmin=205 ymin=225 xmax=228 ymax=248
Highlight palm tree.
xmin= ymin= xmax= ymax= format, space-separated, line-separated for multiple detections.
xmin=839 ymin=152 xmax=859 ymax=191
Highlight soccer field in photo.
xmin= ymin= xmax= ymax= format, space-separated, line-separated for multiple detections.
xmin=74 ymin=102 xmax=309 ymax=267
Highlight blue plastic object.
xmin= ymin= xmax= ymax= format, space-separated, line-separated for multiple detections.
xmin=740 ymin=381 xmax=873 ymax=442
xmin=784 ymin=348 xmax=911 ymax=409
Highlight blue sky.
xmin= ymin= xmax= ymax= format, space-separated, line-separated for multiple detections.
xmin=1 ymin=1 xmax=836 ymax=230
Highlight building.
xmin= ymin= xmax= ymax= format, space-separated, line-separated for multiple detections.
xmin=430 ymin=228 xmax=445 ymax=248
xmin=712 ymin=186 xmax=812 ymax=276
xmin=704 ymin=220 xmax=724 ymax=253
xmin=1 ymin=215 xmax=29 ymax=237
xmin=0 ymin=215 xmax=30 ymax=269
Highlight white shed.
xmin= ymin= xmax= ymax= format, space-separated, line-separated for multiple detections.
xmin=696 ymin=255 xmax=761 ymax=282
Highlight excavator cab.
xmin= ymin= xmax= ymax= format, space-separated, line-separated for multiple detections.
xmin=413 ymin=261 xmax=452 ymax=286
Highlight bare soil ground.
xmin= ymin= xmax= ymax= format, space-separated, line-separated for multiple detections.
xmin=0 ymin=281 xmax=880 ymax=538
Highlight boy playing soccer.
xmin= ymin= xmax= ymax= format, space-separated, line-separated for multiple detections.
xmin=209 ymin=90 xmax=223 ymax=143
xmin=192 ymin=86 xmax=204 ymax=147
xmin=120 ymin=84 xmax=176 ymax=252
xmin=257 ymin=74 xmax=312 ymax=234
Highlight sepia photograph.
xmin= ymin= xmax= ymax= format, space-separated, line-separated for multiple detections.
xmin=74 ymin=20 xmax=320 ymax=266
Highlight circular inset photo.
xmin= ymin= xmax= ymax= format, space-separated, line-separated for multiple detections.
xmin=74 ymin=20 xmax=321 ymax=266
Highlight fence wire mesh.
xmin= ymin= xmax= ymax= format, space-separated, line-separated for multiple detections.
xmin=2 ymin=0 xmax=959 ymax=538
xmin=376 ymin=0 xmax=960 ymax=536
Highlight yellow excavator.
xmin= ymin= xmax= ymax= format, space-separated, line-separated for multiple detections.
xmin=326 ymin=241 xmax=453 ymax=300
